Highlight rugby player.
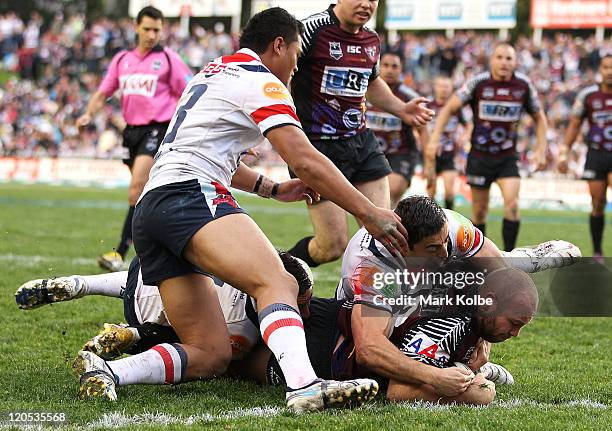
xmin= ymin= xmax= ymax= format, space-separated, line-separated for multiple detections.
xmin=558 ymin=53 xmax=612 ymax=261
xmin=15 ymin=251 xmax=313 ymax=363
xmin=76 ymin=6 xmax=193 ymax=272
xmin=70 ymin=8 xmax=408 ymax=411
xmin=426 ymin=76 xmax=472 ymax=210
xmin=335 ymin=195 xmax=579 ymax=396
xmin=426 ymin=43 xmax=549 ymax=251
xmin=288 ymin=0 xmax=434 ymax=266
xmin=255 ymin=267 xmax=538 ymax=405
xmin=366 ymin=51 xmax=429 ymax=208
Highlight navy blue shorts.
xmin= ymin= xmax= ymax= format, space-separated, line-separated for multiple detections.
xmin=133 ymin=179 xmax=245 ymax=286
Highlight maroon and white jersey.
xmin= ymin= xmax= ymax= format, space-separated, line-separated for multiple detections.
xmin=292 ymin=5 xmax=380 ymax=140
xmin=571 ymin=84 xmax=612 ymax=152
xmin=457 ymin=72 xmax=540 ymax=155
xmin=366 ymin=84 xmax=419 ymax=155
xmin=428 ymin=99 xmax=467 ymax=155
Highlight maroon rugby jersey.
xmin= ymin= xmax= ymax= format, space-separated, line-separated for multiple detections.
xmin=292 ymin=5 xmax=380 ymax=140
xmin=571 ymin=84 xmax=612 ymax=152
xmin=332 ymin=292 xmax=479 ymax=381
xmin=428 ymin=99 xmax=467 ymax=155
xmin=456 ymin=72 xmax=540 ymax=155
xmin=366 ymin=84 xmax=419 ymax=155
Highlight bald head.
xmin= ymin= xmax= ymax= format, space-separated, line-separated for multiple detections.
xmin=475 ymin=268 xmax=538 ymax=343
xmin=490 ymin=43 xmax=517 ymax=81
xmin=481 ymin=267 xmax=538 ymax=315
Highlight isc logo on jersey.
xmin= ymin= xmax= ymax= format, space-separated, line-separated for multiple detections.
xmin=321 ymin=66 xmax=371 ymax=97
xmin=479 ymin=101 xmax=522 ymax=122
xmin=406 ymin=332 xmax=450 ymax=360
xmin=119 ymin=74 xmax=158 ymax=97
xmin=263 ymin=82 xmax=290 ymax=100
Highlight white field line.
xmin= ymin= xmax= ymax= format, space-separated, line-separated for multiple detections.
xmin=0 ymin=253 xmax=96 ymax=268
xmin=1 ymin=400 xmax=608 ymax=430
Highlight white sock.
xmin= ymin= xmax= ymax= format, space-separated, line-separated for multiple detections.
xmin=259 ymin=303 xmax=318 ymax=390
xmin=80 ymin=271 xmax=128 ymax=297
xmin=107 ymin=343 xmax=186 ymax=386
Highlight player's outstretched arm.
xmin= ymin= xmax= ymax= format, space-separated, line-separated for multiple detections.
xmin=366 ymin=77 xmax=434 ymax=127
xmin=351 ymin=303 xmax=472 ymax=396
xmin=558 ymin=116 xmax=583 ymax=174
xmin=231 ymin=162 xmax=319 ymax=204
xmin=386 ymin=373 xmax=495 ymax=405
xmin=267 ymin=125 xmax=408 ymax=256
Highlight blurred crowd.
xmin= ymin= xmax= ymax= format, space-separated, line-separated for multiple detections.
xmin=0 ymin=10 xmax=610 ymax=175
xmin=0 ymin=11 xmax=237 ymax=158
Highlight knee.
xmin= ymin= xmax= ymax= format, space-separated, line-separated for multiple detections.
xmin=504 ymin=200 xmax=519 ymax=219
xmin=315 ymin=238 xmax=348 ymax=263
xmin=472 ymin=205 xmax=488 ymax=222
xmin=591 ymin=199 xmax=606 ymax=215
xmin=189 ymin=345 xmax=232 ymax=379
xmin=249 ymin=269 xmax=299 ymax=300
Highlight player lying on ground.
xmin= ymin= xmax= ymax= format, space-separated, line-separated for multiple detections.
xmin=336 ymin=195 xmax=580 ymax=397
xmin=16 ymin=256 xmax=520 ymax=406
xmin=16 ymin=251 xmax=313 ymax=361
xmin=248 ymin=267 xmax=538 ymax=405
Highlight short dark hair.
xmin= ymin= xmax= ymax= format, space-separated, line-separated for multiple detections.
xmin=136 ymin=6 xmax=163 ymax=24
xmin=278 ymin=251 xmax=312 ymax=295
xmin=395 ymin=196 xmax=447 ymax=250
xmin=239 ymin=7 xmax=304 ymax=54
xmin=382 ymin=50 xmax=404 ymax=65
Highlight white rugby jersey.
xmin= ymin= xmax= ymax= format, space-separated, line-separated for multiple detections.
xmin=141 ymin=48 xmax=302 ymax=197
xmin=335 ymin=209 xmax=484 ymax=306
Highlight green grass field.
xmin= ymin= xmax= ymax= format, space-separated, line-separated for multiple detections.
xmin=0 ymin=183 xmax=610 ymax=430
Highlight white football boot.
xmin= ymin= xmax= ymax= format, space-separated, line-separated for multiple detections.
xmin=15 ymin=276 xmax=86 ymax=309
xmin=504 ymin=240 xmax=581 ymax=273
xmin=286 ymin=378 xmax=378 ymax=412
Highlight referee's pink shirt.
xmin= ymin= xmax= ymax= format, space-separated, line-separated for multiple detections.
xmin=98 ymin=46 xmax=192 ymax=126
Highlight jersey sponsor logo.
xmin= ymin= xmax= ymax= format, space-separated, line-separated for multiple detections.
xmin=593 ymin=99 xmax=603 ymax=110
xmin=592 ymin=111 xmax=612 ymax=124
xmin=365 ymin=46 xmax=377 ymax=62
xmin=496 ymin=88 xmax=510 ymax=96
xmin=262 ymin=82 xmax=290 ymax=100
xmin=201 ymin=62 xmax=228 ymax=77
xmin=512 ymin=89 xmax=525 ymax=98
xmin=152 ymin=60 xmax=162 ymax=71
xmin=329 ymin=42 xmax=343 ymax=60
xmin=343 ymin=108 xmax=362 ymax=129
xmin=327 ymin=98 xmax=341 ymax=111
xmin=347 ymin=45 xmax=361 ymax=54
xmin=119 ymin=73 xmax=158 ymax=97
xmin=482 ymin=87 xmax=495 ymax=99
xmin=478 ymin=100 xmax=522 ymax=122
xmin=365 ymin=110 xmax=402 ymax=132
xmin=405 ymin=332 xmax=450 ymax=360
xmin=320 ymin=66 xmax=372 ymax=97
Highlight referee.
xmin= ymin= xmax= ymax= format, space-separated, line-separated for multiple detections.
xmin=77 ymin=6 xmax=192 ymax=271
